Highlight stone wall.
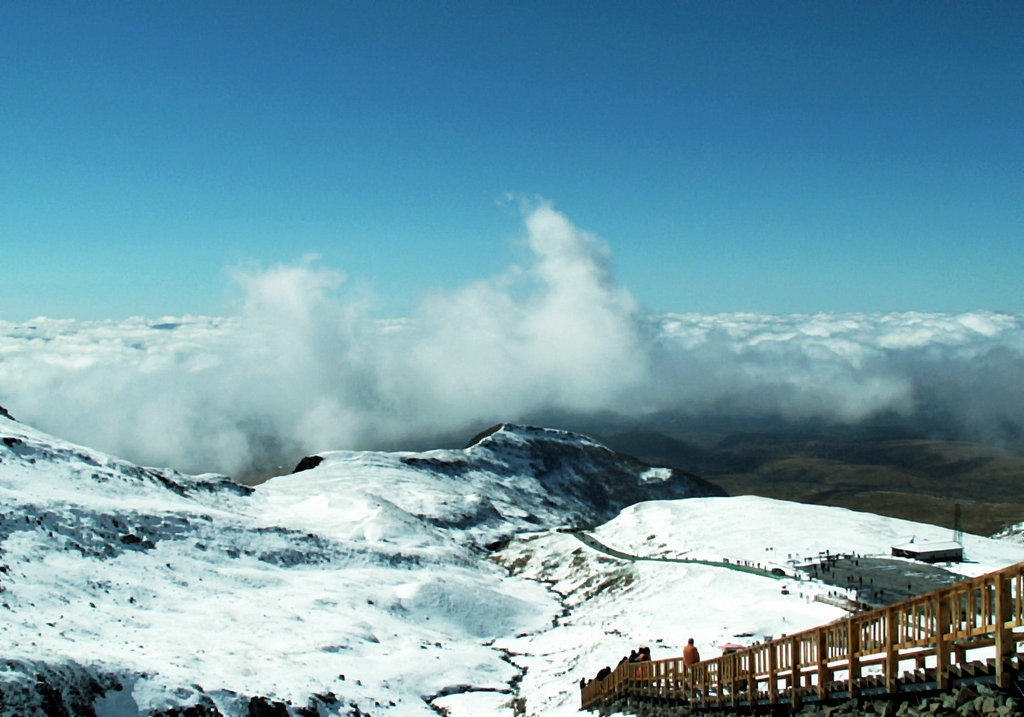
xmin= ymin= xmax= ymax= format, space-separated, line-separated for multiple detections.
xmin=600 ymin=683 xmax=1022 ymax=717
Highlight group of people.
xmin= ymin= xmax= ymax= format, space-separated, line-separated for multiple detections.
xmin=579 ymin=639 xmax=700 ymax=690
xmin=617 ymin=645 xmax=652 ymax=668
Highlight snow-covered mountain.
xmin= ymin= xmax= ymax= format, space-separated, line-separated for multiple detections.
xmin=0 ymin=413 xmax=719 ymax=715
xmin=4 ymin=410 xmax=1024 ymax=716
xmin=274 ymin=422 xmax=724 ymax=550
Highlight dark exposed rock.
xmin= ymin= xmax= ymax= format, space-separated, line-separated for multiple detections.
xmin=294 ymin=694 xmax=342 ymax=717
xmin=155 ymin=701 xmax=223 ymax=717
xmin=35 ymin=677 xmax=73 ymax=717
xmin=247 ymin=696 xmax=290 ymax=717
xmin=292 ymin=455 xmax=324 ymax=473
xmin=0 ymin=403 xmax=14 ymax=421
xmin=0 ymin=659 xmax=116 ymax=717
xmin=598 ymin=686 xmax=1023 ymax=717
xmin=467 ymin=423 xmax=504 ymax=447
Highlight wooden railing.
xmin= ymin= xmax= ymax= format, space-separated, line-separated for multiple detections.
xmin=581 ymin=560 xmax=1024 ymax=712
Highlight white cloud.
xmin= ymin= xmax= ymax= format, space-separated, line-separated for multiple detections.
xmin=1 ymin=204 xmax=1022 ymax=474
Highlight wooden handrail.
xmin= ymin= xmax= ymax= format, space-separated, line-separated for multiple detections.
xmin=581 ymin=560 xmax=1024 ymax=711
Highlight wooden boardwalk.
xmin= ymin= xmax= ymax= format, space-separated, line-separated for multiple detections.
xmin=581 ymin=560 xmax=1024 ymax=713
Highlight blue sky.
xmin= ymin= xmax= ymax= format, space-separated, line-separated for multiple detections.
xmin=2 ymin=1 xmax=1022 ymax=321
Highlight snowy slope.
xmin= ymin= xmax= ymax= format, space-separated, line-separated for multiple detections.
xmin=0 ymin=417 xmax=556 ymax=715
xmin=490 ymin=498 xmax=1024 ymax=717
xmin=4 ymin=413 xmax=1024 ymax=716
xmin=0 ymin=417 xmax=715 ymax=715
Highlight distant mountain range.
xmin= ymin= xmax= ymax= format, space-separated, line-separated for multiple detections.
xmin=586 ymin=419 xmax=1024 ymax=537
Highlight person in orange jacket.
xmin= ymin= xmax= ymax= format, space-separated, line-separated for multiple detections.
xmin=683 ymin=637 xmax=700 ymax=666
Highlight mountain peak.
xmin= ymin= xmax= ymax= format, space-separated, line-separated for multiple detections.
xmin=282 ymin=423 xmax=725 ymax=550
xmin=465 ymin=422 xmax=608 ymax=453
xmin=466 ymin=422 xmax=601 ymax=449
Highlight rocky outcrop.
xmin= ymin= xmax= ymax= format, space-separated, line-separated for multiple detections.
xmin=459 ymin=423 xmax=727 ymax=528
xmin=0 ymin=659 xmax=371 ymax=717
xmin=602 ymin=683 xmax=1022 ymax=717
xmin=0 ymin=658 xmax=122 ymax=717
xmin=291 ymin=454 xmax=324 ymax=473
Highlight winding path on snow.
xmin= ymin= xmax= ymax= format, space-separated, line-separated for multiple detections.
xmin=569 ymin=531 xmax=786 ymax=580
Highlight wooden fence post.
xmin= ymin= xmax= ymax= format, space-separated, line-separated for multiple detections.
xmin=712 ymin=659 xmax=720 ymax=708
xmin=747 ymin=650 xmax=757 ymax=704
xmin=848 ymin=618 xmax=861 ymax=700
xmin=885 ymin=606 xmax=899 ymax=694
xmin=936 ymin=591 xmax=951 ymax=690
xmin=702 ymin=663 xmax=710 ymax=708
xmin=693 ymin=664 xmax=701 ymax=708
xmin=816 ymin=628 xmax=829 ymax=701
xmin=729 ymin=654 xmax=739 ymax=709
xmin=994 ymin=571 xmax=1013 ymax=689
xmin=791 ymin=636 xmax=801 ymax=710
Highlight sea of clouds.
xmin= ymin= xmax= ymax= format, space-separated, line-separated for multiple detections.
xmin=2 ymin=203 xmax=1022 ymax=475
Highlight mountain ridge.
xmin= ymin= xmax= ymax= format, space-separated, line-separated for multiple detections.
xmin=277 ymin=422 xmax=725 ymax=551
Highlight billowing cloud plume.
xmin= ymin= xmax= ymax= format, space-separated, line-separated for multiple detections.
xmin=1 ymin=203 xmax=1022 ymax=474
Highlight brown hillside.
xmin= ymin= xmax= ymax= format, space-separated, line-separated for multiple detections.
xmin=598 ymin=430 xmax=1024 ymax=537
